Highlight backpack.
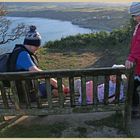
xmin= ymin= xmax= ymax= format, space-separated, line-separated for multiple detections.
xmin=0 ymin=44 xmax=39 ymax=102
xmin=8 ymin=44 xmax=38 ymax=72
xmin=0 ymin=45 xmax=38 ymax=72
xmin=0 ymin=53 xmax=11 ymax=72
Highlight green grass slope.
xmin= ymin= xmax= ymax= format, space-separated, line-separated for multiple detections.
xmin=37 ymin=25 xmax=132 ymax=70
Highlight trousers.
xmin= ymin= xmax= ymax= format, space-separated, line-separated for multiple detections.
xmin=133 ymin=78 xmax=140 ymax=107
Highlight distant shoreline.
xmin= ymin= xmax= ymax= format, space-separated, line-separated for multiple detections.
xmin=7 ymin=9 xmax=129 ymax=32
xmin=7 ymin=11 xmax=97 ymax=30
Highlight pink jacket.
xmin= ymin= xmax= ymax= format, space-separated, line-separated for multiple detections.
xmin=128 ymin=23 xmax=140 ymax=75
xmin=78 ymin=80 xmax=124 ymax=104
xmin=78 ymin=81 xmax=93 ymax=104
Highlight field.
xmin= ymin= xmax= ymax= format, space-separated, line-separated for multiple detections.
xmin=37 ymin=43 xmax=129 ymax=71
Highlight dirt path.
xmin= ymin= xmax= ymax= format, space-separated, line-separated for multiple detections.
xmin=4 ymin=112 xmax=128 ymax=137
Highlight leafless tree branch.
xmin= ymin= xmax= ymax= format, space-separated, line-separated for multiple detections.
xmin=0 ymin=4 xmax=7 ymax=16
xmin=0 ymin=3 xmax=26 ymax=46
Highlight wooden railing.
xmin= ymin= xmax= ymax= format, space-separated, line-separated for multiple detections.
xmin=0 ymin=67 xmax=134 ymax=130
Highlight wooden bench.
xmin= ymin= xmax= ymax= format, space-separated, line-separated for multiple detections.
xmin=0 ymin=67 xmax=134 ymax=130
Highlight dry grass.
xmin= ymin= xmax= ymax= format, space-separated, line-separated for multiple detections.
xmin=37 ymin=48 xmax=102 ymax=70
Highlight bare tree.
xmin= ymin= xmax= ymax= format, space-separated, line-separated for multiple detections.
xmin=0 ymin=3 xmax=26 ymax=45
xmin=0 ymin=4 xmax=6 ymax=16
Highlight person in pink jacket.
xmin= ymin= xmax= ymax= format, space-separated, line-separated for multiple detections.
xmin=125 ymin=2 xmax=140 ymax=118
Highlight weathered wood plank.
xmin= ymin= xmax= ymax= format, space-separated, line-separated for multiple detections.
xmin=33 ymin=80 xmax=42 ymax=108
xmin=124 ymin=68 xmax=134 ymax=130
xmin=0 ymin=82 xmax=9 ymax=108
xmin=0 ymin=104 xmax=124 ymax=116
xmin=104 ymin=76 xmax=110 ymax=105
xmin=115 ymin=75 xmax=121 ymax=104
xmin=45 ymin=78 xmax=52 ymax=108
xmin=93 ymin=76 xmax=98 ymax=105
xmin=81 ymin=76 xmax=86 ymax=106
xmin=0 ymin=67 xmax=126 ymax=80
xmin=69 ymin=77 xmax=75 ymax=107
xmin=21 ymin=80 xmax=31 ymax=108
xmin=10 ymin=81 xmax=20 ymax=110
xmin=57 ymin=78 xmax=64 ymax=108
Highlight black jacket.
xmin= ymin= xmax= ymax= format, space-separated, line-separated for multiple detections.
xmin=8 ymin=44 xmax=38 ymax=72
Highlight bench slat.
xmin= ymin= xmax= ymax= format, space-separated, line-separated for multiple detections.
xmin=22 ymin=80 xmax=31 ymax=108
xmin=93 ymin=76 xmax=98 ymax=105
xmin=57 ymin=78 xmax=64 ymax=108
xmin=81 ymin=76 xmax=86 ymax=106
xmin=46 ymin=78 xmax=52 ymax=109
xmin=69 ymin=77 xmax=75 ymax=107
xmin=11 ymin=81 xmax=20 ymax=110
xmin=33 ymin=80 xmax=42 ymax=108
xmin=0 ymin=83 xmax=9 ymax=109
xmin=115 ymin=74 xmax=121 ymax=104
xmin=104 ymin=76 xmax=109 ymax=104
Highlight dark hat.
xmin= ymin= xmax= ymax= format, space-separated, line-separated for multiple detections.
xmin=23 ymin=25 xmax=41 ymax=47
xmin=129 ymin=2 xmax=140 ymax=16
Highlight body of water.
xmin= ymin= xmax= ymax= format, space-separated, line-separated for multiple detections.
xmin=1 ymin=16 xmax=93 ymax=54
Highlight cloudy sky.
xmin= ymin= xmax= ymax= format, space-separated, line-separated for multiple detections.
xmin=0 ymin=0 xmax=133 ymax=2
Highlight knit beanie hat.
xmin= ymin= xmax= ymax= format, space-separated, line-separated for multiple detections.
xmin=129 ymin=2 xmax=140 ymax=16
xmin=23 ymin=25 xmax=41 ymax=47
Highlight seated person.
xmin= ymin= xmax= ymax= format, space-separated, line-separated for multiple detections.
xmin=39 ymin=81 xmax=69 ymax=98
xmin=74 ymin=79 xmax=93 ymax=104
xmin=74 ymin=64 xmax=126 ymax=104
xmin=8 ymin=25 xmax=69 ymax=101
xmin=97 ymin=74 xmax=125 ymax=103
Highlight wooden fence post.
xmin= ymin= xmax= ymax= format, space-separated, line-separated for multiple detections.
xmin=124 ymin=68 xmax=134 ymax=130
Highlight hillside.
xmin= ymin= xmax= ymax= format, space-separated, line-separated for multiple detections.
xmin=37 ymin=45 xmax=129 ymax=71
xmin=37 ymin=32 xmax=131 ymax=70
xmin=5 ymin=2 xmax=130 ymax=31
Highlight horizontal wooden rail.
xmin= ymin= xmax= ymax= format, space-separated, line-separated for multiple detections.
xmin=0 ymin=67 xmax=127 ymax=80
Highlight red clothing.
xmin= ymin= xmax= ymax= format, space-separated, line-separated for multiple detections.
xmin=128 ymin=23 xmax=140 ymax=75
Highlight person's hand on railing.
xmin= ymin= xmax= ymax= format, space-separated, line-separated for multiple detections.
xmin=125 ymin=60 xmax=134 ymax=69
